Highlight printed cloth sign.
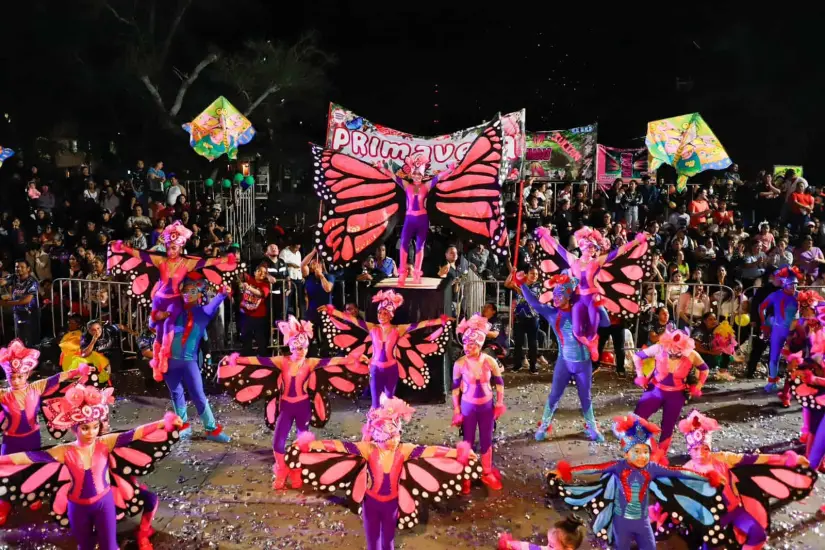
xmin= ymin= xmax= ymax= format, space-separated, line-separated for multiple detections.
xmin=596 ymin=145 xmax=649 ymax=184
xmin=524 ymin=125 xmax=597 ymax=182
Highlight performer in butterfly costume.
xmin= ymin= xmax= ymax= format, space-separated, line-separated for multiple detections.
xmin=452 ymin=313 xmax=506 ymax=492
xmin=218 ymin=315 xmax=370 ymax=490
xmin=778 ymin=290 xmax=822 ymax=410
xmin=533 ymin=226 xmax=651 ymax=361
xmin=109 ymin=221 xmax=239 ymax=381
xmin=288 ymin=395 xmax=482 ymax=550
xmin=162 ymin=272 xmax=231 ymax=443
xmin=0 ymin=339 xmax=93 ymax=525
xmin=632 ymin=327 xmax=709 ymax=461
xmin=546 ymin=414 xmax=724 ymax=550
xmin=311 ymin=117 xmax=509 ymax=281
xmin=759 ymin=265 xmax=800 ymax=393
xmin=321 ymin=289 xmax=453 ymax=408
xmin=673 ymin=410 xmax=815 ymax=550
xmin=512 ymin=272 xmax=608 ymax=443
xmin=0 ymin=385 xmax=183 ymax=550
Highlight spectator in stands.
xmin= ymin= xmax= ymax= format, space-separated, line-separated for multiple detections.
xmin=467 ymin=242 xmax=494 ymax=279
xmin=739 ymin=240 xmax=767 ymax=288
xmin=239 ymin=264 xmax=272 ymax=356
xmin=0 ymin=260 xmax=40 ymax=345
xmin=304 ymin=255 xmax=334 ymax=353
xmin=374 ymin=244 xmax=398 ymax=278
xmin=677 ymin=281 xmax=710 ymax=329
xmin=688 ymin=188 xmax=711 ymax=228
xmin=147 ymin=161 xmax=166 ymax=202
xmin=166 ymin=175 xmax=185 ymax=207
xmin=509 ymin=266 xmax=540 ymax=374
xmin=666 ymin=202 xmax=690 ymax=232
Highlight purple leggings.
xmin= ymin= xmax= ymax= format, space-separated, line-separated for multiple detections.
xmin=68 ymin=490 xmax=118 ymax=550
xmin=720 ymin=506 xmax=766 ymax=547
xmin=634 ymin=386 xmax=686 ymax=450
xmin=399 ymin=215 xmax=429 ymax=256
xmin=150 ymin=294 xmax=182 ymax=331
xmin=362 ymin=496 xmax=398 ymax=550
xmin=370 ymin=363 xmax=399 ymax=409
xmin=572 ymin=294 xmax=600 ymax=342
xmin=808 ymin=408 xmax=825 ymax=469
xmin=612 ymin=515 xmax=656 ymax=550
xmin=1 ymin=430 xmax=41 ymax=455
xmin=273 ymin=399 xmax=311 ymax=454
xmin=460 ymin=400 xmax=494 ymax=454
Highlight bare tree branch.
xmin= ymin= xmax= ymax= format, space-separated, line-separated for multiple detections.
xmin=157 ymin=0 xmax=193 ymax=74
xmin=169 ymin=53 xmax=219 ymax=116
xmin=140 ymin=75 xmax=166 ymax=112
xmin=244 ymin=84 xmax=281 ymax=117
xmin=104 ymin=1 xmax=138 ymax=28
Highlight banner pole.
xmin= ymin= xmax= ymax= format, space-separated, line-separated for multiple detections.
xmin=512 ymin=178 xmax=526 ymax=269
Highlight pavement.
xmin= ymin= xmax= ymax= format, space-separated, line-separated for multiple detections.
xmin=2 ymin=364 xmax=825 ymax=549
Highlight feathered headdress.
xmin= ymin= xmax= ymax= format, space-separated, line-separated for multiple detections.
xmin=0 ymin=339 xmax=40 ymax=378
xmin=798 ymin=290 xmax=824 ymax=310
xmin=678 ymin=409 xmax=720 ymax=451
xmin=658 ymin=327 xmax=695 ymax=356
xmin=457 ymin=313 xmax=491 ymax=346
xmin=546 ymin=273 xmax=580 ymax=298
xmin=372 ymin=289 xmax=404 ymax=314
xmin=277 ymin=315 xmax=313 ymax=349
xmin=50 ymin=384 xmax=115 ymax=430
xmin=161 ymin=221 xmax=193 ymax=247
xmin=401 ymin=152 xmax=430 ymax=178
xmin=574 ymin=226 xmax=609 ymax=252
xmin=364 ymin=394 xmax=416 ymax=442
xmin=774 ymin=264 xmax=802 ymax=288
xmin=613 ymin=414 xmax=661 ymax=453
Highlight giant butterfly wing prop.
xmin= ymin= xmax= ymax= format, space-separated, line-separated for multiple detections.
xmin=107 ymin=247 xmax=244 ymax=307
xmin=311 ymin=145 xmax=405 ymax=268
xmin=395 ymin=446 xmax=482 ymax=530
xmin=648 ymin=474 xmax=726 ymax=545
xmin=430 ymin=118 xmax=510 ymax=257
xmin=218 ymin=355 xmax=282 ymax=430
xmin=286 ymin=441 xmax=368 ymax=514
xmin=533 ymin=234 xmax=573 ymax=303
xmin=319 ymin=309 xmax=373 ymax=358
xmin=394 ymin=320 xmax=453 ymax=391
xmin=596 ymin=236 xmax=655 ymax=320
xmin=0 ymin=454 xmax=75 ymax=527
xmin=546 ymin=469 xmax=619 ymax=544
xmin=790 ymin=361 xmax=825 ymax=410
xmin=308 ymin=360 xmax=370 ymax=429
xmin=41 ymin=374 xmax=103 ymax=440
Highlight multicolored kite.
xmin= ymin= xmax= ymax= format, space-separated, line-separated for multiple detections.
xmin=646 ymin=113 xmax=731 ymax=192
xmin=0 ymin=146 xmax=14 ymax=168
xmin=182 ymin=97 xmax=256 ymax=161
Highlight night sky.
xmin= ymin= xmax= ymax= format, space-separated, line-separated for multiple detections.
xmin=1 ymin=2 xmax=823 ymax=178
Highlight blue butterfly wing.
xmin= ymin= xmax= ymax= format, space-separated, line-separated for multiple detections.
xmin=547 ymin=472 xmax=616 ymax=544
xmin=649 ymin=476 xmax=726 ymax=545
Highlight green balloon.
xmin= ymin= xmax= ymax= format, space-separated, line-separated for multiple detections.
xmin=244 ymin=175 xmax=255 ymax=186
xmin=204 ymin=178 xmax=214 ymax=187
xmin=233 ymin=173 xmax=244 ymax=183
xmin=222 ymin=178 xmax=232 ymax=188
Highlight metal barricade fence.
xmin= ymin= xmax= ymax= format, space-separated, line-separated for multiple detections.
xmin=224 ymin=186 xmax=255 ymax=242
xmin=50 ymin=278 xmax=145 ymax=354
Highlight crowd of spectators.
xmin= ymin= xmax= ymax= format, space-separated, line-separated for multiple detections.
xmin=0 ymin=155 xmax=818 ymax=380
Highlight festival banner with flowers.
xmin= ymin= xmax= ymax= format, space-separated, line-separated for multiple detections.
xmin=523 ymin=124 xmax=597 ymax=182
xmin=773 ymin=165 xmax=803 ymax=178
xmin=596 ymin=145 xmax=649 ymax=184
xmin=325 ymin=103 xmax=525 ymax=181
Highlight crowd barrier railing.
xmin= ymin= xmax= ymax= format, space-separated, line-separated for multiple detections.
xmin=50 ymin=278 xmax=145 ymax=354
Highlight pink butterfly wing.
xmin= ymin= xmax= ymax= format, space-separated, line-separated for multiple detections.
xmin=235 ymin=385 xmax=265 ymax=403
xmin=405 ymin=462 xmax=440 ymax=493
xmin=20 ymin=462 xmax=62 ymax=493
xmin=313 ymin=393 xmax=328 ymax=424
xmin=319 ymin=459 xmax=362 ymax=486
xmin=113 ymin=447 xmax=154 ymax=468
xmin=132 ymin=274 xmax=151 ymax=296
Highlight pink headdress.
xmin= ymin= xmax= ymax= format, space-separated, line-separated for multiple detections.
xmin=678 ymin=409 xmax=719 ymax=450
xmin=457 ymin=314 xmax=491 ymax=346
xmin=364 ymin=394 xmax=416 ymax=442
xmin=658 ymin=327 xmax=695 ymax=356
xmin=574 ymin=226 xmax=609 ymax=253
xmin=373 ymin=289 xmax=404 ymax=314
xmin=277 ymin=315 xmax=313 ymax=349
xmin=161 ymin=221 xmax=193 ymax=247
xmin=0 ymin=338 xmax=40 ymax=378
xmin=50 ymin=384 xmax=115 ymax=430
xmin=401 ymin=151 xmax=430 ymax=178
xmin=798 ymin=290 xmax=824 ymax=310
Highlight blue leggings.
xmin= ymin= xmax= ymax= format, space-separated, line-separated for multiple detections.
xmin=612 ymin=515 xmax=656 ymax=550
xmin=546 ymin=358 xmax=593 ymax=415
xmin=165 ymin=358 xmax=209 ymax=415
xmin=768 ymin=325 xmax=791 ymax=379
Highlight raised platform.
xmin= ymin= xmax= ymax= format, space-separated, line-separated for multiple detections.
xmin=374 ymin=276 xmax=442 ymax=290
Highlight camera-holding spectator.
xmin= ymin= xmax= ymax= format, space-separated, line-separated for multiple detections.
xmin=239 ymin=264 xmax=272 ymax=357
